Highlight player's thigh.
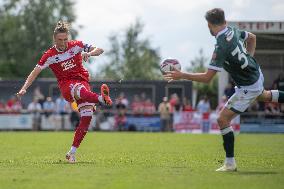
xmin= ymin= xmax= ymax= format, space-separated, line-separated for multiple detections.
xmin=257 ymin=90 xmax=271 ymax=102
xmin=218 ymin=107 xmax=238 ymax=129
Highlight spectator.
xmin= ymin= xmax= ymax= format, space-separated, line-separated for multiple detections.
xmin=0 ymin=99 xmax=5 ymax=113
xmin=33 ymin=86 xmax=45 ymax=105
xmin=43 ymin=96 xmax=55 ymax=117
xmin=272 ymin=73 xmax=284 ymax=91
xmin=197 ymin=96 xmax=211 ymax=114
xmin=158 ymin=97 xmax=171 ymax=132
xmin=131 ymin=94 xmax=143 ymax=115
xmin=265 ymin=102 xmax=280 ymax=117
xmin=169 ymin=93 xmax=180 ymax=112
xmin=115 ymin=92 xmax=129 ymax=109
xmin=182 ymin=97 xmax=194 ymax=112
xmin=27 ymin=98 xmax=42 ymax=130
xmin=55 ymin=95 xmax=71 ymax=130
xmin=6 ymin=96 xmax=22 ymax=113
xmin=143 ymin=98 xmax=156 ymax=116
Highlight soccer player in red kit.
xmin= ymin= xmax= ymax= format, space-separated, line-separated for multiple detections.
xmin=17 ymin=21 xmax=113 ymax=163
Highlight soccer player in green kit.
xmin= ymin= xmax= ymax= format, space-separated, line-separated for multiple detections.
xmin=164 ymin=8 xmax=284 ymax=171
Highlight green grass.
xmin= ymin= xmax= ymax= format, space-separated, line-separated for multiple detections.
xmin=0 ymin=132 xmax=283 ymax=189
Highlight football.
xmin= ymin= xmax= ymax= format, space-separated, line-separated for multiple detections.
xmin=160 ymin=58 xmax=181 ymax=75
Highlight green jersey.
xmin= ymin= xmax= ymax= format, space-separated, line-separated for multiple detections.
xmin=209 ymin=27 xmax=260 ymax=86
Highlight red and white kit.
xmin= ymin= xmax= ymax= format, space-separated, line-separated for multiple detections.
xmin=37 ymin=40 xmax=97 ymax=108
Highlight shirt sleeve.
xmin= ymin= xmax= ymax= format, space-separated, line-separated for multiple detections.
xmin=82 ymin=42 xmax=94 ymax=52
xmin=37 ymin=52 xmax=50 ymax=70
xmin=240 ymin=30 xmax=249 ymax=41
xmin=208 ymin=45 xmax=225 ymax=72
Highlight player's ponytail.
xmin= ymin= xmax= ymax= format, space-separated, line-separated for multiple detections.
xmin=53 ymin=20 xmax=70 ymax=36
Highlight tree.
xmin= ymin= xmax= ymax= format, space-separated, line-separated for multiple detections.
xmin=0 ymin=0 xmax=77 ymax=78
xmin=99 ymin=20 xmax=162 ymax=80
xmin=187 ymin=49 xmax=218 ymax=108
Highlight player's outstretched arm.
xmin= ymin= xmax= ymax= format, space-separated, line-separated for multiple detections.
xmin=82 ymin=47 xmax=104 ymax=62
xmin=164 ymin=67 xmax=217 ymax=83
xmin=16 ymin=66 xmax=42 ymax=98
xmin=246 ymin=32 xmax=256 ymax=57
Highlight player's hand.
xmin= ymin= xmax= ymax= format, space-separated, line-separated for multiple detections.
xmin=82 ymin=52 xmax=91 ymax=62
xmin=16 ymin=89 xmax=26 ymax=100
xmin=164 ymin=66 xmax=183 ymax=83
xmin=93 ymin=48 xmax=104 ymax=56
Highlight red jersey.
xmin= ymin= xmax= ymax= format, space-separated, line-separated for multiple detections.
xmin=37 ymin=40 xmax=92 ymax=83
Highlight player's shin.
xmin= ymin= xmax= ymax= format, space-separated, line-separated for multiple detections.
xmin=271 ymin=90 xmax=284 ymax=103
xmin=221 ymin=126 xmax=235 ymax=165
xmin=71 ymin=109 xmax=93 ymax=149
xmin=78 ymin=87 xmax=99 ymax=103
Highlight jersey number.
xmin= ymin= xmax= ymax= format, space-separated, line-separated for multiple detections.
xmin=231 ymin=41 xmax=248 ymax=69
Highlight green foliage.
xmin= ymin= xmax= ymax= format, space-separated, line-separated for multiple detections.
xmin=100 ymin=20 xmax=162 ymax=80
xmin=187 ymin=49 xmax=218 ymax=108
xmin=1 ymin=132 xmax=284 ymax=189
xmin=0 ymin=0 xmax=77 ymax=78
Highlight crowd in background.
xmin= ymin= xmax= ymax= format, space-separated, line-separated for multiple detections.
xmin=0 ymin=73 xmax=283 ymax=131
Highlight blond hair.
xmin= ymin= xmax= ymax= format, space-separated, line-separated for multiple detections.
xmin=53 ymin=21 xmax=70 ymax=36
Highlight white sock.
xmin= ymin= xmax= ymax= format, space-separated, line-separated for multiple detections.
xmin=225 ymin=157 xmax=236 ymax=165
xmin=70 ymin=146 xmax=77 ymax=154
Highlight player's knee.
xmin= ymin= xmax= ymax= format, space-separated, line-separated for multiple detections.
xmin=71 ymin=83 xmax=86 ymax=101
xmin=79 ymin=106 xmax=94 ymax=117
xmin=217 ymin=116 xmax=229 ymax=127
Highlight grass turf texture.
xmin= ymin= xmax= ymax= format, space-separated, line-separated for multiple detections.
xmin=0 ymin=132 xmax=283 ymax=189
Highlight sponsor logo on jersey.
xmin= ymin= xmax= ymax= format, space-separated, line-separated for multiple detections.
xmin=61 ymin=59 xmax=76 ymax=71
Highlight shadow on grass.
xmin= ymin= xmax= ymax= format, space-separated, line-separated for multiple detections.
xmin=45 ymin=160 xmax=96 ymax=165
xmin=236 ymin=170 xmax=278 ymax=175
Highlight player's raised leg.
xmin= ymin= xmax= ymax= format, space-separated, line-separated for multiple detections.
xmin=216 ymin=107 xmax=238 ymax=172
xmin=257 ymin=89 xmax=284 ymax=103
xmin=71 ymin=83 xmax=112 ymax=106
xmin=66 ymin=106 xmax=93 ymax=163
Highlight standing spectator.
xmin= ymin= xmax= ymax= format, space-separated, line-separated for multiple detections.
xmin=197 ymin=96 xmax=211 ymax=114
xmin=43 ymin=96 xmax=55 ymax=117
xmin=55 ymin=95 xmax=71 ymax=130
xmin=182 ymin=97 xmax=194 ymax=112
xmin=158 ymin=97 xmax=171 ymax=132
xmin=27 ymin=98 xmax=42 ymax=130
xmin=273 ymin=73 xmax=284 ymax=91
xmin=33 ymin=86 xmax=45 ymax=105
xmin=169 ymin=93 xmax=180 ymax=112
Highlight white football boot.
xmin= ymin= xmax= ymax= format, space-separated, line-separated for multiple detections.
xmin=66 ymin=152 xmax=76 ymax=163
xmin=216 ymin=163 xmax=237 ymax=172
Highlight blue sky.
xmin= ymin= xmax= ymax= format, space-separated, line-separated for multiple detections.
xmin=75 ymin=0 xmax=284 ymax=74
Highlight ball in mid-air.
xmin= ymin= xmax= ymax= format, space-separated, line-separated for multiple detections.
xmin=160 ymin=58 xmax=181 ymax=75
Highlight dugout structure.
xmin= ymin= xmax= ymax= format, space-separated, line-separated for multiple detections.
xmin=218 ymin=21 xmax=284 ymax=102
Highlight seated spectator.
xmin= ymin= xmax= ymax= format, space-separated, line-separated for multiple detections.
xmin=143 ymin=98 xmax=156 ymax=116
xmin=0 ymin=99 xmax=5 ymax=113
xmin=6 ymin=96 xmax=22 ymax=113
xmin=131 ymin=94 xmax=143 ymax=115
xmin=115 ymin=92 xmax=129 ymax=109
xmin=265 ymin=102 xmax=280 ymax=117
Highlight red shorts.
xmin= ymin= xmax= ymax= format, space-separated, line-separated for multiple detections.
xmin=58 ymin=80 xmax=91 ymax=103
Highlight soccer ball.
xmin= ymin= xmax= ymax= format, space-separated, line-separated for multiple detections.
xmin=160 ymin=58 xmax=181 ymax=75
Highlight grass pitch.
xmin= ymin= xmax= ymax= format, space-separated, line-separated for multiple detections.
xmin=0 ymin=132 xmax=283 ymax=189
